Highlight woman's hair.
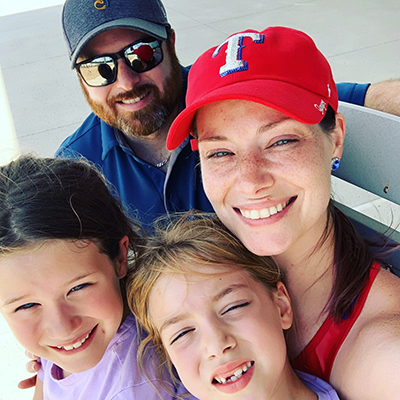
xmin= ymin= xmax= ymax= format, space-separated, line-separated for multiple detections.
xmin=0 ymin=156 xmax=144 ymax=269
xmin=312 ymin=105 xmax=390 ymax=321
xmin=128 ymin=211 xmax=281 ymax=390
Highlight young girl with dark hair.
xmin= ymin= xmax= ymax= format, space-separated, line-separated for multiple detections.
xmin=0 ymin=156 xmax=187 ymax=400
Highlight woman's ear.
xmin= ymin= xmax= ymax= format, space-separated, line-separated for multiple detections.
xmin=116 ymin=236 xmax=129 ymax=279
xmin=332 ymin=112 xmax=346 ymax=159
xmin=274 ymin=282 xmax=293 ymax=330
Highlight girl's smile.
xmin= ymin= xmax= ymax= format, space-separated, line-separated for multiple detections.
xmin=149 ymin=265 xmax=294 ymax=400
xmin=0 ymin=239 xmax=127 ymax=376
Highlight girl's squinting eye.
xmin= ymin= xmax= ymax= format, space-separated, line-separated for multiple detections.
xmin=69 ymin=283 xmax=91 ymax=294
xmin=15 ymin=303 xmax=38 ymax=312
xmin=170 ymin=328 xmax=195 ymax=345
xmin=222 ymin=301 xmax=250 ymax=315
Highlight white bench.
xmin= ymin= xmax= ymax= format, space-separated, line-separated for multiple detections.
xmin=334 ymin=101 xmax=400 ymax=275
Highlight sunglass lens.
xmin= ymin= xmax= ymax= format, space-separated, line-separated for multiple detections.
xmin=125 ymin=42 xmax=163 ymax=73
xmin=79 ymin=57 xmax=116 ymax=86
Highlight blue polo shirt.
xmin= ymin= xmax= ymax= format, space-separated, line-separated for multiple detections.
xmin=56 ymin=67 xmax=369 ymax=229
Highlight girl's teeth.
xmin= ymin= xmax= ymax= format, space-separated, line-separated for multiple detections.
xmin=57 ymin=332 xmax=90 ymax=351
xmin=214 ymin=361 xmax=254 ymax=384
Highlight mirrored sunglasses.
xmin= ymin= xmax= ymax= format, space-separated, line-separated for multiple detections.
xmin=75 ymin=39 xmax=164 ymax=87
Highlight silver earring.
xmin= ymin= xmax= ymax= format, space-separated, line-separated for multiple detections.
xmin=331 ymin=157 xmax=340 ymax=171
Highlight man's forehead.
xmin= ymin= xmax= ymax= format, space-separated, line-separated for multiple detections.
xmin=79 ymin=28 xmax=151 ymax=59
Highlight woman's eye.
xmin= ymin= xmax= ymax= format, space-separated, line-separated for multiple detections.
xmin=170 ymin=328 xmax=194 ymax=345
xmin=222 ymin=302 xmax=250 ymax=315
xmin=69 ymin=283 xmax=91 ymax=294
xmin=15 ymin=303 xmax=38 ymax=312
xmin=271 ymin=138 xmax=297 ymax=147
xmin=207 ymin=150 xmax=232 ymax=159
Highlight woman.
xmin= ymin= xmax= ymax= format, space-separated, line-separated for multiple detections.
xmin=166 ymin=26 xmax=400 ymax=400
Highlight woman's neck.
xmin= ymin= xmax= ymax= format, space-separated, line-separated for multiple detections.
xmin=274 ymin=219 xmax=336 ymax=356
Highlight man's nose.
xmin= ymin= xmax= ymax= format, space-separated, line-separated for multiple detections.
xmin=113 ymin=58 xmax=141 ymax=91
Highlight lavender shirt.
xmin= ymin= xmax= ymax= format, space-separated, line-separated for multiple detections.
xmin=38 ymin=313 xmax=195 ymax=400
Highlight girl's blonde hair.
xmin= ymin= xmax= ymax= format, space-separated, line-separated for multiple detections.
xmin=128 ymin=211 xmax=282 ymax=391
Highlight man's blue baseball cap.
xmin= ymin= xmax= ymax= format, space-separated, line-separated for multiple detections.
xmin=62 ymin=0 xmax=171 ymax=68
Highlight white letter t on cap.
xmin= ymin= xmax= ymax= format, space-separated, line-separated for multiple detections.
xmin=212 ymin=33 xmax=264 ymax=77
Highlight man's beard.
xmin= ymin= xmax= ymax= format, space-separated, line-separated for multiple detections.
xmin=80 ymin=49 xmax=183 ymax=137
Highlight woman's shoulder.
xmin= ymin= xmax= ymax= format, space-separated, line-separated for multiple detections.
xmin=368 ymin=266 xmax=400 ymax=312
xmin=350 ymin=266 xmax=400 ymax=353
xmin=331 ymin=267 xmax=400 ymax=399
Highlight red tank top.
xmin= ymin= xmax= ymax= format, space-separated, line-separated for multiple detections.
xmin=292 ymin=261 xmax=381 ymax=382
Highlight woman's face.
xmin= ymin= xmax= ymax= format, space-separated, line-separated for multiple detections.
xmin=196 ymin=100 xmax=345 ymax=258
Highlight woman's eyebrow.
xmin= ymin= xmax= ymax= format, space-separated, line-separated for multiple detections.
xmin=198 ymin=118 xmax=291 ymax=143
xmin=198 ymin=135 xmax=228 ymax=143
xmin=256 ymin=117 xmax=291 ymax=135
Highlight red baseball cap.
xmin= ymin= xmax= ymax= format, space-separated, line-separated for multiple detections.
xmin=167 ymin=26 xmax=338 ymax=150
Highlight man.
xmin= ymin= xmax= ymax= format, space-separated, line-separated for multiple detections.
xmin=57 ymin=0 xmax=394 ymax=229
xmin=58 ymin=0 xmax=213 ymax=230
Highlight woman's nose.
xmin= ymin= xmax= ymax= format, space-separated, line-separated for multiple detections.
xmin=237 ymin=152 xmax=274 ymax=196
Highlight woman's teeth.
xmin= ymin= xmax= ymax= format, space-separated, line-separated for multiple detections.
xmin=213 ymin=361 xmax=254 ymax=384
xmin=56 ymin=332 xmax=90 ymax=351
xmin=239 ymin=201 xmax=289 ymax=220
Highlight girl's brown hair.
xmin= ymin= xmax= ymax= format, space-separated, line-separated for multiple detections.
xmin=128 ymin=211 xmax=281 ymax=391
xmin=0 ymin=156 xmax=145 ymax=290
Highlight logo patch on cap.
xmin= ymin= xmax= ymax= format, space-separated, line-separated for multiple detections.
xmin=212 ymin=33 xmax=264 ymax=77
xmin=94 ymin=0 xmax=109 ymax=10
xmin=315 ymin=100 xmax=327 ymax=114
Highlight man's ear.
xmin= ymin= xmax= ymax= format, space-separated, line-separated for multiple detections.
xmin=274 ymin=282 xmax=293 ymax=330
xmin=116 ymin=236 xmax=129 ymax=279
xmin=168 ymin=28 xmax=176 ymax=49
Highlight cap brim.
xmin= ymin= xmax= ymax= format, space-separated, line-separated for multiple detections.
xmin=70 ymin=18 xmax=168 ymax=67
xmin=167 ymin=79 xmax=331 ymax=150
